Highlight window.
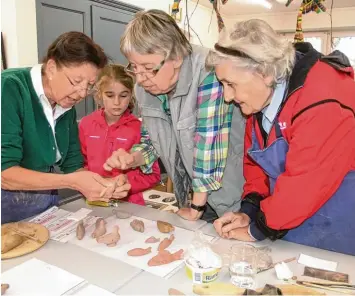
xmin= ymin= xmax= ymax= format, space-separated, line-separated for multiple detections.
xmin=332 ymin=33 xmax=355 ymax=67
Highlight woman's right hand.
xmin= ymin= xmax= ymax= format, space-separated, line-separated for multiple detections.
xmin=69 ymin=171 xmax=115 ymax=202
xmin=213 ymin=212 xmax=251 ymax=238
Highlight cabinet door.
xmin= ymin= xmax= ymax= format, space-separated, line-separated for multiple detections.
xmin=92 ymin=5 xmax=134 ymax=64
xmin=36 ymin=0 xmax=92 ymax=120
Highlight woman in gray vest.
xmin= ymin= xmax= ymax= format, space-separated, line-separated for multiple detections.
xmin=104 ymin=9 xmax=245 ymax=222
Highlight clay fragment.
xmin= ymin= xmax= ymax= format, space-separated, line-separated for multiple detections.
xmin=148 ymin=249 xmax=183 ymax=266
xmin=97 ymin=226 xmax=120 ymax=247
xmin=112 ymin=209 xmax=132 ymax=219
xmin=158 ymin=234 xmax=175 ymax=251
xmin=1 ymin=233 xmax=24 ymax=254
xmin=91 ymin=218 xmax=107 ymax=238
xmin=168 ymin=288 xmax=185 ymax=296
xmin=127 ymin=247 xmax=152 ymax=256
xmin=157 ymin=221 xmax=175 ymax=233
xmin=145 ymin=236 xmax=160 ymax=243
xmin=130 ymin=219 xmax=145 ymax=233
xmin=1 ymin=284 xmax=9 ymax=295
xmin=76 ymin=221 xmax=85 ymax=240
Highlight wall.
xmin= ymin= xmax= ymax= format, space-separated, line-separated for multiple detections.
xmin=224 ymin=7 xmax=355 ymax=32
xmin=1 ymin=0 xmax=38 ymax=68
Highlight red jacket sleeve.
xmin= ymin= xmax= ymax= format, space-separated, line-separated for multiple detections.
xmin=262 ymin=102 xmax=355 ymax=230
xmin=126 ymin=160 xmax=161 ymax=194
xmin=243 ymin=117 xmax=270 ymax=198
xmin=78 ymin=120 xmax=88 ymax=169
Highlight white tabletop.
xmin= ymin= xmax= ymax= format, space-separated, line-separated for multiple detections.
xmin=2 ymin=198 xmax=355 ymax=295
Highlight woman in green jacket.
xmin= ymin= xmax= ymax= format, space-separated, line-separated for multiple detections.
xmin=1 ymin=32 xmax=131 ymax=224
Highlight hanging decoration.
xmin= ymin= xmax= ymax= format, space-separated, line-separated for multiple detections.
xmin=286 ymin=0 xmax=326 ymax=43
xmin=170 ymin=0 xmax=182 ymax=22
xmin=209 ymin=0 xmax=229 ymax=32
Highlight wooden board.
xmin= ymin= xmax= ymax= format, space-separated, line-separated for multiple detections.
xmin=1 ymin=222 xmax=49 ymax=260
xmin=193 ymin=283 xmax=325 ymax=295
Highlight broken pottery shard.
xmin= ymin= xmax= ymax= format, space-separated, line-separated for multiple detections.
xmin=97 ymin=225 xmax=120 ymax=247
xmin=158 ymin=234 xmax=175 ymax=251
xmin=76 ymin=220 xmax=85 ymax=240
xmin=91 ymin=218 xmax=107 ymax=238
xmin=127 ymin=247 xmax=152 ymax=256
xmin=130 ymin=219 xmax=145 ymax=233
xmin=145 ymin=236 xmax=160 ymax=243
xmin=148 ymin=249 xmax=184 ymax=267
xmin=112 ymin=209 xmax=132 ymax=219
xmin=168 ymin=288 xmax=185 ymax=296
xmin=157 ymin=220 xmax=175 ymax=233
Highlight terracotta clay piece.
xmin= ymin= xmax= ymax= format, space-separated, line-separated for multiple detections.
xmin=158 ymin=234 xmax=175 ymax=251
xmin=148 ymin=249 xmax=184 ymax=266
xmin=91 ymin=218 xmax=107 ymax=239
xmin=168 ymin=288 xmax=185 ymax=296
xmin=76 ymin=221 xmax=85 ymax=240
xmin=130 ymin=219 xmax=145 ymax=233
xmin=112 ymin=209 xmax=132 ymax=219
xmin=1 ymin=284 xmax=9 ymax=295
xmin=157 ymin=221 xmax=175 ymax=233
xmin=145 ymin=236 xmax=160 ymax=243
xmin=97 ymin=226 xmax=120 ymax=247
xmin=1 ymin=233 xmax=25 ymax=254
xmin=127 ymin=247 xmax=152 ymax=256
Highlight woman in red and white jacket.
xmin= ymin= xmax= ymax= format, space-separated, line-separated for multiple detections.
xmin=79 ymin=64 xmax=161 ymax=205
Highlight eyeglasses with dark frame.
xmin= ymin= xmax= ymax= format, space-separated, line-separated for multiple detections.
xmin=63 ymin=72 xmax=96 ymax=95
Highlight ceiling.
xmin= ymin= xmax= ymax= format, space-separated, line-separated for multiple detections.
xmin=191 ymin=0 xmax=355 ymax=16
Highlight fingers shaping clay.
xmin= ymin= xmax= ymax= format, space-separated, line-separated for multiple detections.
xmin=97 ymin=225 xmax=120 ymax=247
xmin=112 ymin=209 xmax=132 ymax=219
xmin=130 ymin=219 xmax=145 ymax=233
xmin=1 ymin=233 xmax=25 ymax=254
xmin=1 ymin=284 xmax=9 ymax=295
xmin=145 ymin=236 xmax=160 ymax=243
xmin=158 ymin=234 xmax=175 ymax=251
xmin=157 ymin=221 xmax=175 ymax=233
xmin=148 ymin=249 xmax=184 ymax=266
xmin=91 ymin=218 xmax=107 ymax=239
xmin=76 ymin=221 xmax=85 ymax=240
xmin=127 ymin=247 xmax=152 ymax=256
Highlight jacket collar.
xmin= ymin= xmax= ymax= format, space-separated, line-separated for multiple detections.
xmin=94 ymin=109 xmax=136 ymax=128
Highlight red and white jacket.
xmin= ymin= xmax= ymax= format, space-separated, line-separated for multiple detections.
xmin=79 ymin=109 xmax=161 ymax=205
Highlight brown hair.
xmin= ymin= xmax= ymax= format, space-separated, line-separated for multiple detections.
xmin=43 ymin=31 xmax=108 ymax=68
xmin=94 ymin=64 xmax=136 ymax=111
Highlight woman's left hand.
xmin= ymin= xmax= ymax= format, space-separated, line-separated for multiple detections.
xmin=224 ymin=226 xmax=256 ymax=242
xmin=177 ymin=208 xmax=203 ymax=221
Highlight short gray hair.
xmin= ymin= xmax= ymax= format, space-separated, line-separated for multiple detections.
xmin=206 ymin=19 xmax=295 ymax=84
xmin=120 ymin=9 xmax=192 ymax=60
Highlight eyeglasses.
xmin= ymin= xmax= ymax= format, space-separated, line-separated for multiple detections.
xmin=124 ymin=58 xmax=166 ymax=78
xmin=63 ymin=72 xmax=95 ymax=95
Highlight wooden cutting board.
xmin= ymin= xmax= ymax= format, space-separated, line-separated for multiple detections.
xmin=193 ymin=283 xmax=325 ymax=295
xmin=1 ymin=222 xmax=49 ymax=260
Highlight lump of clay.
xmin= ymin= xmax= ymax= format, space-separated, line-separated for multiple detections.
xmin=97 ymin=226 xmax=120 ymax=247
xmin=127 ymin=247 xmax=152 ymax=256
xmin=112 ymin=209 xmax=132 ymax=219
xmin=76 ymin=221 xmax=85 ymax=240
xmin=130 ymin=219 xmax=144 ymax=233
xmin=145 ymin=236 xmax=160 ymax=244
xmin=168 ymin=288 xmax=185 ymax=296
xmin=1 ymin=233 xmax=25 ymax=254
xmin=157 ymin=221 xmax=175 ymax=233
xmin=91 ymin=218 xmax=107 ymax=239
xmin=1 ymin=284 xmax=9 ymax=295
xmin=158 ymin=234 xmax=175 ymax=251
xmin=148 ymin=249 xmax=184 ymax=266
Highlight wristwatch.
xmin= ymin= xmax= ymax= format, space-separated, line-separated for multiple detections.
xmin=190 ymin=203 xmax=207 ymax=212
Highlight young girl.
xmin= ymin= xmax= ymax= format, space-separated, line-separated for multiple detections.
xmin=79 ymin=64 xmax=160 ymax=205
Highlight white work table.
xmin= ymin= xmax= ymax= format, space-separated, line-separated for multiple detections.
xmin=2 ymin=198 xmax=355 ymax=295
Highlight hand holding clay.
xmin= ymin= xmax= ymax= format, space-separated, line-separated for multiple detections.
xmin=110 ymin=174 xmax=131 ymax=200
xmin=76 ymin=221 xmax=85 ymax=240
xmin=91 ymin=218 xmax=107 ymax=239
xmin=97 ymin=226 xmax=120 ymax=247
xmin=127 ymin=247 xmax=152 ymax=256
xmin=130 ymin=219 xmax=145 ymax=232
xmin=157 ymin=221 xmax=175 ymax=233
xmin=158 ymin=234 xmax=175 ymax=251
xmin=148 ymin=249 xmax=184 ymax=266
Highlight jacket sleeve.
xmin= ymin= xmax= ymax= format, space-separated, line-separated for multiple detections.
xmin=78 ymin=120 xmax=88 ymax=169
xmin=260 ymin=101 xmax=355 ymax=231
xmin=126 ymin=160 xmax=161 ymax=194
xmin=242 ymin=117 xmax=270 ymax=198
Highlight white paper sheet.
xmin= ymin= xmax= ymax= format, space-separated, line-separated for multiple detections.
xmin=298 ymin=253 xmax=338 ymax=271
xmin=1 ymin=258 xmax=85 ymax=296
xmin=64 ymin=284 xmax=116 ymax=296
xmin=69 ymin=215 xmax=215 ymax=278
